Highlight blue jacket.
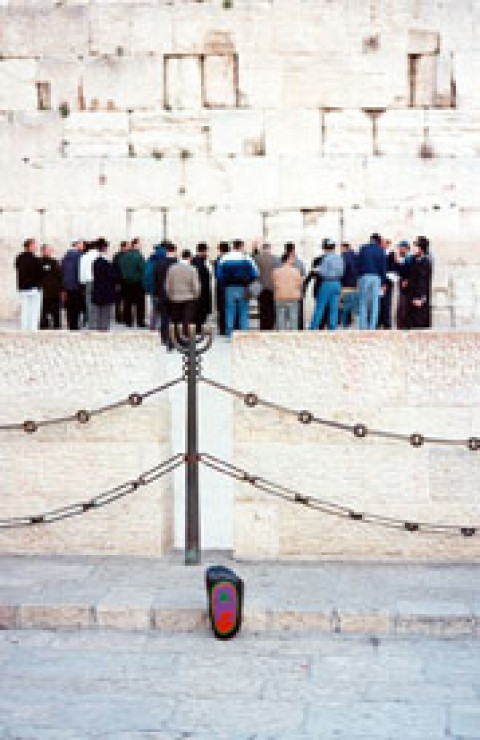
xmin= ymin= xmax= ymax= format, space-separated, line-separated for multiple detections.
xmin=216 ymin=252 xmax=258 ymax=287
xmin=144 ymin=245 xmax=167 ymax=295
xmin=342 ymin=249 xmax=358 ymax=288
xmin=357 ymin=242 xmax=387 ymax=283
xmin=61 ymin=249 xmax=82 ymax=291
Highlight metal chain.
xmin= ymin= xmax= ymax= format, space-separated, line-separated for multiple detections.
xmin=201 ymin=377 xmax=480 ymax=451
xmin=0 ymin=454 xmax=184 ymax=530
xmin=0 ymin=377 xmax=184 ymax=434
xmin=199 ymin=453 xmax=478 ymax=538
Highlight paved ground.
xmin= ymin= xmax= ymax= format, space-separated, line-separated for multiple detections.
xmin=1 ymin=628 xmax=479 ymax=739
xmin=2 ymin=553 xmax=480 ymax=638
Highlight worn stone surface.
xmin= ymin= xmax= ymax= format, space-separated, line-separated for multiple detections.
xmin=1 ymin=0 xmax=480 ymax=319
xmin=232 ymin=332 xmax=480 ymax=560
xmin=0 ymin=333 xmax=174 ymax=557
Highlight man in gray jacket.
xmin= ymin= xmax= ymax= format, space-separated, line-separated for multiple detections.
xmin=166 ymin=249 xmax=200 ymax=335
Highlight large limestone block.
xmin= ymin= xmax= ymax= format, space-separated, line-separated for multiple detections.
xmin=43 ymin=208 xmax=128 ymax=249
xmin=408 ymin=29 xmax=440 ymax=55
xmin=0 ymin=333 xmax=174 ymax=557
xmin=128 ymin=208 xmax=167 ymax=247
xmin=364 ymin=156 xmax=456 ymax=208
xmin=426 ymin=111 xmax=480 ymax=157
xmin=0 ymin=160 xmax=99 ymax=210
xmin=83 ymin=57 xmax=163 ymax=112
xmin=183 ymin=156 xmax=231 ymax=208
xmin=227 ymin=156 xmax=280 ymax=210
xmin=376 ymin=109 xmax=425 ymax=156
xmin=102 ymin=158 xmax=183 ymax=209
xmin=265 ymin=110 xmax=320 ymax=156
xmin=204 ymin=54 xmax=237 ymax=108
xmin=0 ymin=111 xmax=62 ymax=162
xmin=62 ymin=112 xmax=129 ymax=158
xmin=165 ymin=55 xmax=202 ymax=110
xmin=279 ymin=156 xmax=366 ymax=210
xmin=264 ymin=211 xmax=305 ymax=252
xmin=0 ymin=6 xmax=89 ymax=58
xmin=168 ymin=206 xmax=262 ymax=247
xmin=238 ymin=54 xmax=283 ymax=109
xmin=130 ymin=111 xmax=209 ymax=158
xmin=323 ymin=110 xmax=373 ymax=157
xmin=89 ymin=5 xmax=173 ymax=56
xmin=455 ymin=51 xmax=480 ymax=109
xmin=209 ymin=109 xmax=264 ymax=156
xmin=0 ymin=59 xmax=37 ymax=111
xmin=36 ymin=58 xmax=84 ymax=114
xmin=453 ymin=158 xmax=480 ymax=208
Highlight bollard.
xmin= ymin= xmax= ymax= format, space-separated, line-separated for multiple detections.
xmin=206 ymin=565 xmax=244 ymax=640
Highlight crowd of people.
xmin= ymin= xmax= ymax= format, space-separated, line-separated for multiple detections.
xmin=14 ymin=233 xmax=433 ymax=339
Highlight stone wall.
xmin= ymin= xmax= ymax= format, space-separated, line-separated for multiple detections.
xmin=232 ymin=331 xmax=480 ymax=560
xmin=0 ymin=333 xmax=173 ymax=557
xmin=1 ymin=0 xmax=480 ymax=320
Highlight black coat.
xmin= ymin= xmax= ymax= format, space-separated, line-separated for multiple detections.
xmin=40 ymin=257 xmax=62 ymax=298
xmin=92 ymin=257 xmax=118 ymax=306
xmin=15 ymin=252 xmax=43 ymax=290
xmin=192 ymin=255 xmax=212 ymax=317
xmin=407 ymin=256 xmax=432 ymax=329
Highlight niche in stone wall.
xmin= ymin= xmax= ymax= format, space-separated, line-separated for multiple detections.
xmin=407 ymin=30 xmax=455 ymax=109
xmin=36 ymin=82 xmax=51 ymax=111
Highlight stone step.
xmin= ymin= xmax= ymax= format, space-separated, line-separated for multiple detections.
xmin=1 ymin=553 xmax=479 ymax=638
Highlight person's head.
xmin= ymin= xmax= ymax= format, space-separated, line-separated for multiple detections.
xmin=284 ymin=242 xmax=295 ymax=256
xmin=166 ymin=242 xmax=177 ymax=256
xmin=381 ymin=237 xmax=391 ymax=251
xmin=181 ymin=249 xmax=192 ymax=262
xmin=414 ymin=236 xmax=429 ymax=257
xmin=323 ymin=239 xmax=336 ymax=252
xmin=218 ymin=241 xmax=230 ymax=256
xmin=73 ymin=240 xmax=85 ymax=252
xmin=131 ymin=237 xmax=141 ymax=250
xmin=370 ymin=233 xmax=381 ymax=245
xmin=398 ymin=240 xmax=410 ymax=258
xmin=232 ymin=239 xmax=244 ymax=252
xmin=120 ymin=240 xmax=129 ymax=252
xmin=340 ymin=242 xmax=351 ymax=253
xmin=40 ymin=244 xmax=52 ymax=258
xmin=97 ymin=237 xmax=109 ymax=254
xmin=262 ymin=243 xmax=271 ymax=252
xmin=197 ymin=242 xmax=208 ymax=256
xmin=24 ymin=238 xmax=37 ymax=253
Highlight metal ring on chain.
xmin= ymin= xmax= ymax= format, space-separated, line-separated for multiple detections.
xmin=76 ymin=410 xmax=91 ymax=424
xmin=468 ymin=437 xmax=480 ymax=451
xmin=298 ymin=411 xmax=313 ymax=425
xmin=23 ymin=420 xmax=38 ymax=434
xmin=410 ymin=433 xmax=424 ymax=448
xmin=461 ymin=527 xmax=476 ymax=537
xmin=405 ymin=522 xmax=420 ymax=532
xmin=128 ymin=393 xmax=143 ymax=407
xmin=244 ymin=393 xmax=259 ymax=408
xmin=353 ymin=424 xmax=368 ymax=439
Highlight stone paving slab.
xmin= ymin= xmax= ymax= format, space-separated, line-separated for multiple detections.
xmin=1 ymin=553 xmax=480 ymax=637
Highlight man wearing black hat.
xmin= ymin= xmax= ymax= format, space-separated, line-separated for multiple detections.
xmin=406 ymin=236 xmax=432 ymax=329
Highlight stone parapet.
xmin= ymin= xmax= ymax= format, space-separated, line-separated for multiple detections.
xmin=232 ymin=331 xmax=480 ymax=560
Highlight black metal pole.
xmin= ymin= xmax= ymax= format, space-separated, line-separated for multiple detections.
xmin=185 ymin=325 xmax=200 ymax=565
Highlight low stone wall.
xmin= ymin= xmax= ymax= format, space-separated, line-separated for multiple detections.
xmin=232 ymin=332 xmax=480 ymax=560
xmin=0 ymin=332 xmax=173 ymax=557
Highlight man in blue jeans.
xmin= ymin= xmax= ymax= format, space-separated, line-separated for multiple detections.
xmin=309 ymin=239 xmax=344 ymax=331
xmin=357 ymin=233 xmax=387 ymax=330
xmin=216 ymin=240 xmax=259 ymax=337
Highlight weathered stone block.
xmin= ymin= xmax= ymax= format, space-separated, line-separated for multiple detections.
xmin=265 ymin=110 xmax=320 ymax=156
xmin=0 ymin=59 xmax=37 ymax=111
xmin=89 ymin=5 xmax=173 ymax=56
xmin=204 ymin=55 xmax=237 ymax=108
xmin=130 ymin=111 xmax=209 ymax=158
xmin=83 ymin=58 xmax=163 ymax=112
xmin=209 ymin=109 xmax=264 ymax=156
xmin=102 ymin=158 xmax=183 ymax=209
xmin=376 ymin=109 xmax=425 ymax=156
xmin=165 ymin=56 xmax=202 ymax=111
xmin=279 ymin=156 xmax=366 ymax=209
xmin=323 ymin=110 xmax=373 ymax=156
xmin=62 ymin=112 xmax=129 ymax=158
xmin=0 ymin=6 xmax=89 ymax=58
xmin=238 ymin=54 xmax=283 ymax=109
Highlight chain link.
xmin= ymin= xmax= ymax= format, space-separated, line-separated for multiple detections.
xmin=0 ymin=377 xmax=184 ymax=434
xmin=201 ymin=377 xmax=479 ymax=451
xmin=199 ymin=453 xmax=478 ymax=538
xmin=0 ymin=454 xmax=184 ymax=530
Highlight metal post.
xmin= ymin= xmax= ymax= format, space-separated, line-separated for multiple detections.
xmin=185 ymin=325 xmax=200 ymax=565
xmin=171 ymin=324 xmax=213 ymax=566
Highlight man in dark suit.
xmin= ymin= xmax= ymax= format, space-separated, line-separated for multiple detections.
xmin=192 ymin=242 xmax=212 ymax=333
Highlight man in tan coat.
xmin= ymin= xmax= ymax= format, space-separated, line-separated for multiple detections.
xmin=272 ymin=252 xmax=302 ymax=330
xmin=166 ymin=249 xmax=200 ymax=335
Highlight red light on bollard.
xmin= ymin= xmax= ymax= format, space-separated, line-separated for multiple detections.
xmin=206 ymin=566 xmax=243 ymax=640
